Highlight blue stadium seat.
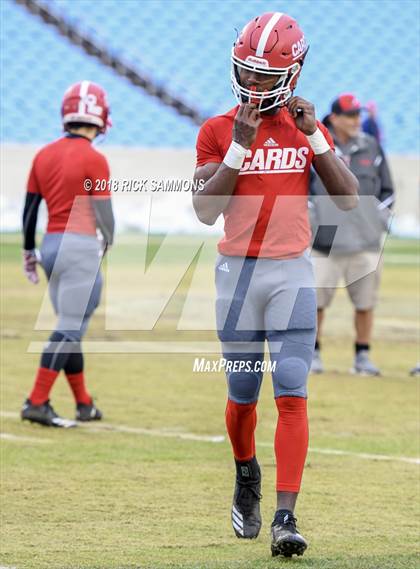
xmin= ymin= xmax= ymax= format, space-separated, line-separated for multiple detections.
xmin=1 ymin=0 xmax=419 ymax=152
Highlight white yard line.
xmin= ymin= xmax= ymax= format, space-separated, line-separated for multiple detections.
xmin=1 ymin=432 xmax=52 ymax=444
xmin=0 ymin=411 xmax=223 ymax=443
xmin=259 ymin=442 xmax=420 ymax=465
xmin=2 ymin=411 xmax=418 ymax=465
xmin=80 ymin=421 xmax=225 ymax=443
xmin=1 ymin=411 xmax=23 ymax=419
xmin=309 ymin=446 xmax=420 ymax=465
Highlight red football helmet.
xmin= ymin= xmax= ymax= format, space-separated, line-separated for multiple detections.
xmin=231 ymin=12 xmax=309 ymax=111
xmin=61 ymin=81 xmax=111 ymax=133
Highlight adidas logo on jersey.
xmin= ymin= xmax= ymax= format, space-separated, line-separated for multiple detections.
xmin=217 ymin=262 xmax=230 ymax=273
xmin=263 ymin=137 xmax=278 ymax=147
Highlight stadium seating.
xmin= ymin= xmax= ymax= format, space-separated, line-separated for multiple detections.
xmin=1 ymin=0 xmax=419 ymax=152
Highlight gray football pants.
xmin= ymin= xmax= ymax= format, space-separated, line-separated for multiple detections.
xmin=215 ymin=251 xmax=316 ymax=403
xmin=40 ymin=232 xmax=102 ymax=343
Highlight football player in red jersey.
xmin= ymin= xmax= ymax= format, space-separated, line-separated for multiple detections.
xmin=21 ymin=81 xmax=115 ymax=428
xmin=193 ymin=13 xmax=359 ymax=557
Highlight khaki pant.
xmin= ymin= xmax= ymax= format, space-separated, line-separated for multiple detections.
xmin=312 ymin=250 xmax=384 ymax=310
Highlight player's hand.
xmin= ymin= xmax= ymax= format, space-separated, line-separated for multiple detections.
xmin=22 ymin=249 xmax=39 ymax=284
xmin=233 ymin=103 xmax=263 ymax=149
xmin=287 ymin=96 xmax=317 ymax=135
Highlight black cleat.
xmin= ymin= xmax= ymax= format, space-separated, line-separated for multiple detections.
xmin=271 ymin=509 xmax=308 ymax=557
xmin=21 ymin=399 xmax=77 ymax=428
xmin=231 ymin=457 xmax=262 ymax=539
xmin=76 ymin=401 xmax=103 ymax=422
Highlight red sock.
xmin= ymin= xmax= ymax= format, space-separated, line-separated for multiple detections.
xmin=29 ymin=367 xmax=59 ymax=405
xmin=275 ymin=396 xmax=308 ymax=492
xmin=65 ymin=372 xmax=91 ymax=405
xmin=225 ymin=399 xmax=257 ymax=461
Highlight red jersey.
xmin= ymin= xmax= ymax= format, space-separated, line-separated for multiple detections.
xmin=196 ymin=106 xmax=334 ymax=258
xmin=27 ymin=135 xmax=111 ymax=236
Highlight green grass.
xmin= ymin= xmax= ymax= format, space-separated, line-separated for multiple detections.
xmin=1 ymin=234 xmax=419 ymax=569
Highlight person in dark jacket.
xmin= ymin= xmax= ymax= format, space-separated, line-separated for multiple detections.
xmin=309 ymin=93 xmax=394 ymax=375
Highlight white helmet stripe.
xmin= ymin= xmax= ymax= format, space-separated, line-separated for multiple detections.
xmin=255 ymin=12 xmax=283 ymax=57
xmin=78 ymin=80 xmax=90 ymax=114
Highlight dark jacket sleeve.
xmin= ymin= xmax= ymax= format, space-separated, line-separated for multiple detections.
xmin=376 ymin=145 xmax=395 ymax=209
xmin=92 ymin=198 xmax=115 ymax=246
xmin=22 ymin=192 xmax=42 ymax=250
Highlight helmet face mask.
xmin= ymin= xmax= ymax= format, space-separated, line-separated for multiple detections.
xmin=231 ymin=12 xmax=308 ymax=112
xmin=231 ymin=52 xmax=301 ymax=111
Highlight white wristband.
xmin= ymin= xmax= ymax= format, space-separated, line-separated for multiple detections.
xmin=306 ymin=128 xmax=331 ymax=155
xmin=223 ymin=141 xmax=248 ymax=170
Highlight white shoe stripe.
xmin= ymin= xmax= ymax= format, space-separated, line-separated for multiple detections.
xmin=52 ymin=417 xmax=77 ymax=428
xmin=232 ymin=505 xmax=243 ymax=520
xmin=232 ymin=519 xmax=244 ymax=535
xmin=231 ymin=510 xmax=243 ymax=526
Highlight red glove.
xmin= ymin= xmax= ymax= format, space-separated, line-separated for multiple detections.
xmin=23 ymin=249 xmax=40 ymax=284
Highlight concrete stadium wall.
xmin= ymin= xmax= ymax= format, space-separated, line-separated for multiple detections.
xmin=1 ymin=144 xmax=418 ymax=237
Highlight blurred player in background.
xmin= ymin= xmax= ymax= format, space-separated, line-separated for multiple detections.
xmin=310 ymin=94 xmax=394 ymax=376
xmin=21 ymin=81 xmax=114 ymax=427
xmin=362 ymin=100 xmax=382 ymax=143
xmin=193 ymin=13 xmax=358 ymax=558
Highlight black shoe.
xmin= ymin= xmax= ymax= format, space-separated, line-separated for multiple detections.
xmin=76 ymin=401 xmax=103 ymax=422
xmin=271 ymin=509 xmax=308 ymax=557
xmin=21 ymin=399 xmax=77 ymax=428
xmin=231 ymin=457 xmax=262 ymax=539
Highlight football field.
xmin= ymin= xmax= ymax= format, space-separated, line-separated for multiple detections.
xmin=1 ymin=234 xmax=419 ymax=569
